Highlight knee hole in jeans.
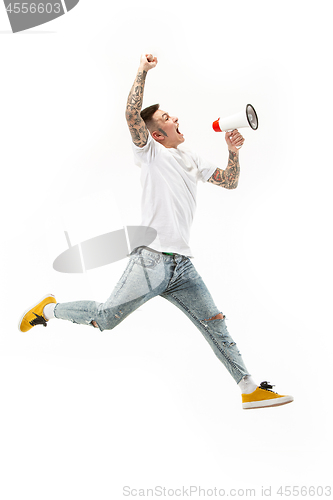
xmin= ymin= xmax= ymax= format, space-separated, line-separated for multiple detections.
xmin=205 ymin=313 xmax=225 ymax=321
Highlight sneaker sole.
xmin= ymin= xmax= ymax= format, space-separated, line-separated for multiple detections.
xmin=243 ymin=396 xmax=294 ymax=409
xmin=18 ymin=294 xmax=55 ymax=332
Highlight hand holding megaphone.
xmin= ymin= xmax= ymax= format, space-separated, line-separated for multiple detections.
xmin=225 ymin=130 xmax=245 ymax=151
xmin=213 ymin=104 xmax=258 ymax=145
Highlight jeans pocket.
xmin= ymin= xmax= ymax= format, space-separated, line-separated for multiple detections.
xmin=134 ymin=252 xmax=161 ymax=269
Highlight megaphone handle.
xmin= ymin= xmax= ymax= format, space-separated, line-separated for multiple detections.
xmin=226 ymin=129 xmax=242 ymax=149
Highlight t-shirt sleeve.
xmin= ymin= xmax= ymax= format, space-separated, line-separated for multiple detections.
xmin=131 ymin=133 xmax=162 ymax=167
xmin=192 ymin=151 xmax=218 ymax=182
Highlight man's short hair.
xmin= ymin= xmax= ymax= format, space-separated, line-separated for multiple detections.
xmin=140 ymin=104 xmax=160 ymax=130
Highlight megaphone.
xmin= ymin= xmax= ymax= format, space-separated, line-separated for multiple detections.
xmin=212 ymin=104 xmax=259 ymax=133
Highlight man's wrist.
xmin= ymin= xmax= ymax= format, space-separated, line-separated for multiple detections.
xmin=228 ymin=148 xmax=239 ymax=155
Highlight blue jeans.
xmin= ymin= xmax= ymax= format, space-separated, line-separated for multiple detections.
xmin=54 ymin=247 xmax=250 ymax=383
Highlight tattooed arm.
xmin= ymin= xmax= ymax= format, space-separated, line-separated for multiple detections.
xmin=207 ymin=129 xmax=244 ymax=189
xmin=208 ymin=150 xmax=240 ymax=189
xmin=125 ymin=54 xmax=158 ymax=148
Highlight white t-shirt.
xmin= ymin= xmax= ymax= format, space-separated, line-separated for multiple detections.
xmin=132 ymin=134 xmax=217 ymax=257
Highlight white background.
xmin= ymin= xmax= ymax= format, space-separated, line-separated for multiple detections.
xmin=0 ymin=1 xmax=332 ymax=499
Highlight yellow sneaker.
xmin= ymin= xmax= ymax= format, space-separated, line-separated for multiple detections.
xmin=18 ymin=294 xmax=57 ymax=332
xmin=242 ymin=381 xmax=294 ymax=409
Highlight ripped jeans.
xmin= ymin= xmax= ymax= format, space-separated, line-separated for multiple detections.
xmin=54 ymin=246 xmax=250 ymax=383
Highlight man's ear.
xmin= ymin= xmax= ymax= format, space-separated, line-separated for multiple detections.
xmin=151 ymin=130 xmax=165 ymax=143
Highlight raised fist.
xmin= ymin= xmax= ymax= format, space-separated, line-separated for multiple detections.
xmin=139 ymin=54 xmax=158 ymax=72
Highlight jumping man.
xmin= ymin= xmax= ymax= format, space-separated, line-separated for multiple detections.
xmin=19 ymin=54 xmax=293 ymax=410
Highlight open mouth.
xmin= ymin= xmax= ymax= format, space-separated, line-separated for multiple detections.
xmin=176 ymin=126 xmax=183 ymax=135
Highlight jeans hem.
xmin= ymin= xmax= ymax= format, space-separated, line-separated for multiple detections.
xmin=54 ymin=303 xmax=59 ymax=319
